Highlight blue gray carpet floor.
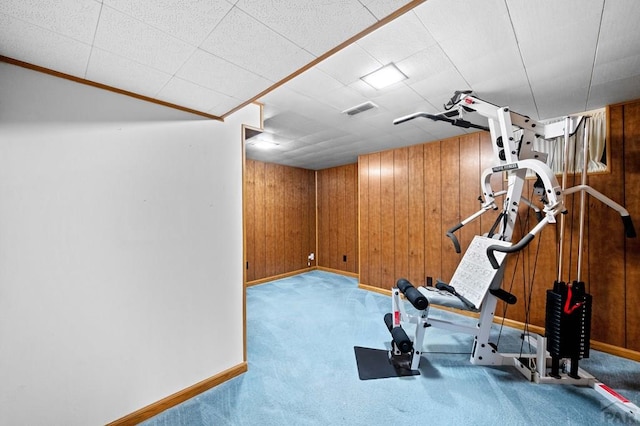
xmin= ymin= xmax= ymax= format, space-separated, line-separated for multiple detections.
xmin=143 ymin=270 xmax=640 ymax=425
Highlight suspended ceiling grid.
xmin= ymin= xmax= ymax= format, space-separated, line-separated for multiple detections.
xmin=2 ymin=0 xmax=640 ymax=169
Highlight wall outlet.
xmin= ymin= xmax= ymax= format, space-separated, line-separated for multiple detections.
xmin=343 ymin=255 xmax=347 ymax=262
xmin=426 ymin=276 xmax=433 ymax=287
xmin=308 ymin=253 xmax=315 ymax=261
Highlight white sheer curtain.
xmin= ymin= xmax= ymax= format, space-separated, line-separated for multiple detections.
xmin=587 ymin=109 xmax=607 ymax=172
xmin=532 ymin=108 xmax=607 ymax=175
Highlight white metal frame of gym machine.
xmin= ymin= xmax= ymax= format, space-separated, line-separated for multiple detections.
xmin=389 ymin=91 xmax=638 ymax=420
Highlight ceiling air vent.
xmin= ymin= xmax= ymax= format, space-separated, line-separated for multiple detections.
xmin=342 ymin=101 xmax=377 ymax=116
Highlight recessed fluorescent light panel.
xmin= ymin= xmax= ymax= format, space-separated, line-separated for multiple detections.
xmin=252 ymin=140 xmax=279 ymax=150
xmin=361 ymin=63 xmax=407 ymax=89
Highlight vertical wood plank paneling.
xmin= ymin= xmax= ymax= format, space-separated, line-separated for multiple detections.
xmin=247 ymin=103 xmax=639 ymax=351
xmin=338 ymin=164 xmax=356 ymax=272
xmin=479 ymin=131 xmax=502 ymax=235
xmin=530 ymin=182 xmax=559 ymax=326
xmin=317 ymin=168 xmax=329 ymax=268
xmin=349 ymin=164 xmax=359 ymax=274
xmin=369 ymin=153 xmax=382 ymax=287
xmin=459 ymin=133 xmax=481 ymax=254
xmin=338 ymin=167 xmax=351 ymax=271
xmin=339 ymin=163 xmax=358 ymax=274
xmin=309 ymin=171 xmax=317 ymax=265
xmin=354 ymin=106 xmax=639 ymax=349
xmin=253 ymin=161 xmax=266 ymax=279
xmin=283 ymin=166 xmax=295 ymax=273
xmin=316 ymin=163 xmax=358 ymax=274
xmin=394 ymin=147 xmax=409 ymax=283
xmin=330 ymin=166 xmax=340 ymax=270
xmin=245 ymin=160 xmax=256 ymax=282
xmin=321 ymin=168 xmax=331 ymax=269
xmin=264 ymin=163 xmax=277 ymax=277
xmin=423 ymin=141 xmax=442 ymax=282
xmin=380 ymin=150 xmax=395 ymax=289
xmin=440 ymin=138 xmax=461 ymax=281
xmin=276 ymin=166 xmax=286 ymax=275
xmin=359 ymin=156 xmax=370 ymax=284
xmin=244 ymin=161 xmax=315 ymax=282
xmin=500 ymin=179 xmax=557 ymax=326
xmin=408 ymin=144 xmax=425 ymax=286
xmin=623 ymin=102 xmax=640 ymax=351
xmin=587 ymin=105 xmax=626 ymax=346
xmin=293 ymin=167 xmax=306 ymax=270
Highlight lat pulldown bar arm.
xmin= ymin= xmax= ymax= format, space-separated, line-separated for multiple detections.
xmin=393 ymin=111 xmax=490 ymax=131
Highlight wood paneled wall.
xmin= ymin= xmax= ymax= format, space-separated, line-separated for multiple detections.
xmin=359 ymin=134 xmax=500 ymax=290
xmin=358 ymin=101 xmax=640 ymax=350
xmin=244 ymin=160 xmax=316 ymax=283
xmin=605 ymin=101 xmax=639 ymax=350
xmin=244 ymin=100 xmax=640 ymax=350
xmin=316 ymin=164 xmax=359 ymax=274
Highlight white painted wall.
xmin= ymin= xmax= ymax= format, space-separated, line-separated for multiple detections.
xmin=0 ymin=63 xmax=259 ymax=425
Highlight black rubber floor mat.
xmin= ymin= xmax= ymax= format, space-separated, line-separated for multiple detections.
xmin=354 ymin=346 xmax=420 ymax=380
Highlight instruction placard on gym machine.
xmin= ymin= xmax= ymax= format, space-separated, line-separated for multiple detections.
xmin=449 ymin=236 xmax=512 ymax=309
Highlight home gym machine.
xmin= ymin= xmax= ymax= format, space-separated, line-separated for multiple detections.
xmin=384 ymin=91 xmax=638 ymax=419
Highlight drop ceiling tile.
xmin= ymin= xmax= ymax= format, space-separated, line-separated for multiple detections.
xmin=86 ymin=48 xmax=172 ymax=98
xmin=370 ymin=83 xmax=424 ymax=111
xmin=261 ymin=91 xmax=344 ymax=133
xmin=316 ymin=43 xmax=382 ymax=86
xmin=348 ymin=78 xmax=382 ymax=99
xmin=395 ymin=44 xmax=457 ymax=86
xmin=358 ymin=10 xmax=437 ymax=64
xmin=297 ymin=128 xmax=349 ymax=145
xmin=472 ymin=84 xmax=538 ymax=119
xmin=337 ymin=111 xmax=391 ymax=135
xmin=199 ymin=7 xmax=315 ymax=82
xmin=0 ymin=13 xmax=91 ymax=76
xmin=271 ymin=137 xmax=300 ymax=150
xmin=4 ymin=0 xmax=637 ymax=172
xmin=595 ymin=0 xmax=640 ymax=63
xmin=590 ymin=0 xmax=640 ymax=100
xmin=506 ymin=0 xmax=603 ymax=66
xmin=414 ymin=121 xmax=467 ymax=140
xmin=235 ymin=0 xmax=377 ymax=56
xmin=102 ymin=0 xmax=234 ymax=45
xmin=318 ymin=85 xmax=369 ymax=112
xmin=587 ymin=74 xmax=640 ymax=110
xmin=94 ymin=6 xmax=196 ymax=74
xmin=245 ymin=148 xmax=281 ymax=164
xmin=285 ymin=67 xmax=344 ymax=99
xmin=507 ymin=0 xmax=603 ymax=116
xmin=359 ymin=0 xmax=413 ymax=20
xmin=207 ymin=97 xmax=247 ymax=116
xmin=392 ymin=121 xmax=435 ymax=143
xmin=533 ymin=84 xmax=590 ymax=119
xmin=360 ymin=108 xmax=406 ymax=131
xmin=176 ymin=49 xmax=273 ymax=100
xmin=156 ymin=76 xmax=238 ymax=115
xmin=457 ymin=47 xmax=526 ymax=90
xmin=0 ymin=0 xmax=101 ymax=43
xmin=424 ymin=7 xmax=524 ymax=102
xmin=527 ymin=65 xmax=597 ymax=118
xmin=591 ymin=55 xmax=640 ymax=86
xmin=264 ymin=111 xmax=327 ymax=139
xmin=408 ymin=69 xmax=469 ymax=108
xmin=415 ymin=0 xmax=514 ymax=61
xmin=260 ymin=86 xmax=315 ymax=116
